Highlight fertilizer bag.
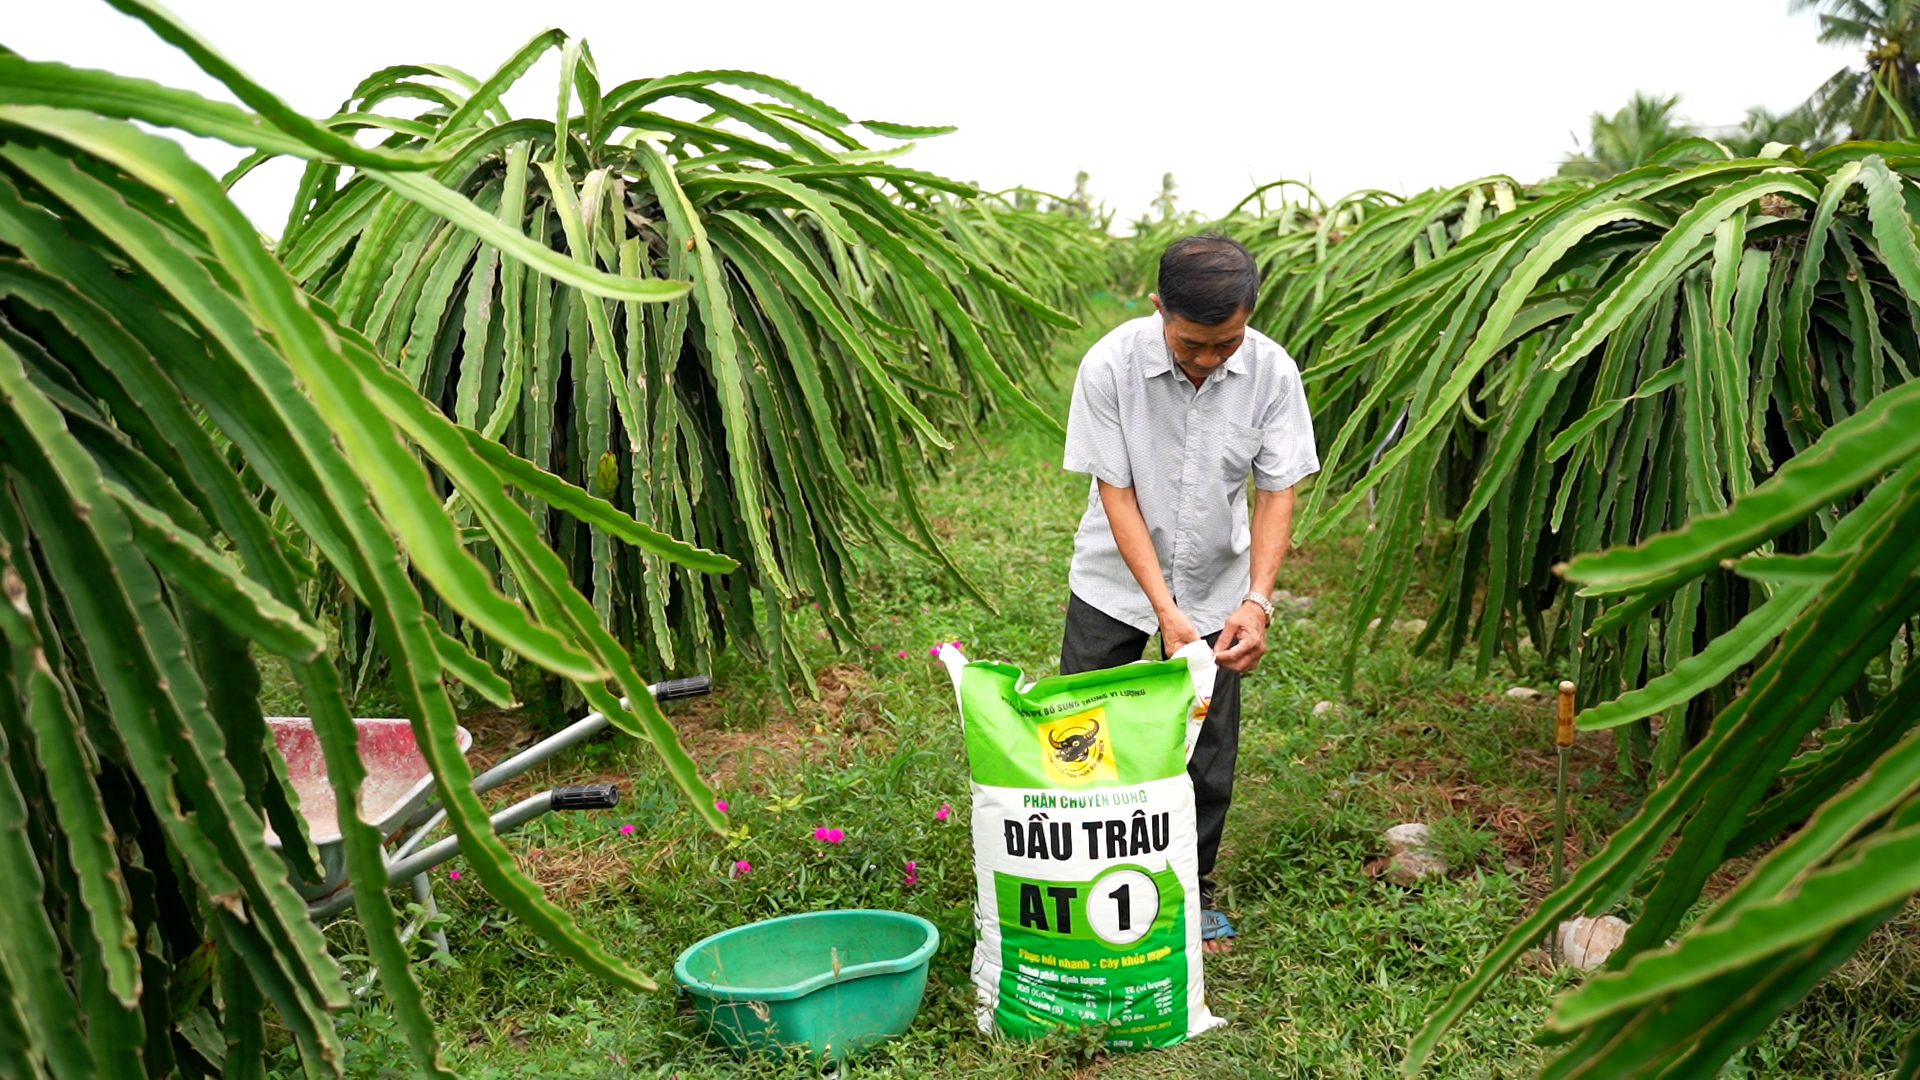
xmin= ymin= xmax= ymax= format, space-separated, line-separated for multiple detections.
xmin=938 ymin=640 xmax=1223 ymax=1048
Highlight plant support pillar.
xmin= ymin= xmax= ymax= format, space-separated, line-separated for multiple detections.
xmin=1550 ymin=681 xmax=1575 ymax=963
xmin=1553 ymin=681 xmax=1576 ymax=891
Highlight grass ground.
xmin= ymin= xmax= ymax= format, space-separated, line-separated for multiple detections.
xmin=281 ymin=301 xmax=1919 ymax=1079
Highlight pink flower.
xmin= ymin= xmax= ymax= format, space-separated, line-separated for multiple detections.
xmin=895 ymin=650 xmax=907 ymax=658
xmin=903 ymin=860 xmax=919 ymax=887
xmin=448 ymin=870 xmax=461 ymax=881
xmin=812 ymin=826 xmax=844 ymax=843
xmin=870 ymin=644 xmax=882 ymax=651
xmin=1042 ymin=461 xmax=1053 ymax=468
xmin=714 ymin=799 xmax=729 ymax=813
xmin=732 ymin=859 xmax=751 ymax=878
xmin=618 ymin=823 xmax=635 ymax=836
xmin=935 ymin=803 xmax=951 ymax=823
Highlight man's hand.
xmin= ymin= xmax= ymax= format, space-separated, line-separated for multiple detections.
xmin=1157 ymin=605 xmax=1202 ymax=657
xmin=1214 ymin=601 xmax=1269 ymax=673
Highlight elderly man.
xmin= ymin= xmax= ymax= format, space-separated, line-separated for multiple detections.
xmin=1059 ymin=233 xmax=1319 ymax=954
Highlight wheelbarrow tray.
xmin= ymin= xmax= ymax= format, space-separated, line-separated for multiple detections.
xmin=264 ymin=717 xmax=471 ymax=901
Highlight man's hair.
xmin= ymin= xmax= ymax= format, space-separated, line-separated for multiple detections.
xmin=1157 ymin=233 xmax=1260 ymax=325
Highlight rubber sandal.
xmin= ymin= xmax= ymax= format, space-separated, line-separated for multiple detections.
xmin=1201 ymin=909 xmax=1236 ymax=942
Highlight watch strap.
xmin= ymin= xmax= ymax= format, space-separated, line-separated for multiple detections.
xmin=1242 ymin=590 xmax=1275 ymax=621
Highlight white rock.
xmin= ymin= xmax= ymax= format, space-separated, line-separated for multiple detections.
xmin=1291 ymin=617 xmax=1315 ymax=631
xmin=1383 ymin=822 xmax=1432 ymax=855
xmin=1383 ymin=823 xmax=1447 ymax=884
xmin=1393 ymin=619 xmax=1428 ymax=634
xmin=1557 ymin=915 xmax=1630 ymax=971
xmin=1367 ymin=617 xmax=1383 ymax=631
xmin=1312 ymin=700 xmax=1336 ymax=717
xmin=1273 ymin=590 xmax=1313 ymax=615
xmin=1385 ymin=850 xmax=1448 ymax=885
xmin=1505 ymin=686 xmax=1542 ymax=700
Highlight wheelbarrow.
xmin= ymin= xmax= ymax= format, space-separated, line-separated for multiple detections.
xmin=265 ymin=676 xmax=711 ymax=960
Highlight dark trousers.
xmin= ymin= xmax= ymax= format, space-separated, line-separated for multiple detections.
xmin=1059 ymin=593 xmax=1240 ymax=907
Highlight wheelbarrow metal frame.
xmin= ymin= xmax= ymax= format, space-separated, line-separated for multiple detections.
xmin=272 ymin=677 xmax=710 ymax=949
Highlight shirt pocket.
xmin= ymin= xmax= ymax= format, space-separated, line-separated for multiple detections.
xmin=1218 ymin=420 xmax=1265 ymax=483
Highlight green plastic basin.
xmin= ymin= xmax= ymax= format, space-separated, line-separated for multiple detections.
xmin=673 ymin=909 xmax=939 ymax=1061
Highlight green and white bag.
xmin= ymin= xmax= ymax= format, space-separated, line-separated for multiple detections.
xmin=938 ymin=640 xmax=1224 ymax=1048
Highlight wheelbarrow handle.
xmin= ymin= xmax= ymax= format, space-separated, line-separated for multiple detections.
xmin=551 ymin=783 xmax=620 ymax=811
xmin=430 ymin=675 xmax=713 ymax=817
xmin=650 ymin=675 xmax=712 ymax=701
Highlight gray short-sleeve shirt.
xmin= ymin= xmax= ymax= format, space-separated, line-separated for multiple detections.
xmin=1062 ymin=313 xmax=1319 ymax=636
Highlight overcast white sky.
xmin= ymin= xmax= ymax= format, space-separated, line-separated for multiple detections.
xmin=11 ymin=1 xmax=1853 ymax=234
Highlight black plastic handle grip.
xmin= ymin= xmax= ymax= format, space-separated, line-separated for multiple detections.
xmin=550 ymin=783 xmax=620 ymax=811
xmin=650 ymin=675 xmax=712 ymax=701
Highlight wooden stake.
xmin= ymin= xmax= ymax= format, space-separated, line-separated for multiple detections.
xmin=1552 ymin=680 xmax=1575 ymax=964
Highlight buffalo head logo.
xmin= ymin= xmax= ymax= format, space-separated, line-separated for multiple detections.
xmin=1048 ymin=719 xmax=1102 ymax=764
xmin=1037 ymin=708 xmax=1112 ymax=783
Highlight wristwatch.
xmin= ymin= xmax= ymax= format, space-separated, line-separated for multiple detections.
xmin=1241 ymin=590 xmax=1275 ymax=622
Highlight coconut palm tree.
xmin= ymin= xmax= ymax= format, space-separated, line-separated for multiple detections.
xmin=1723 ymin=102 xmax=1830 ymax=154
xmin=1792 ymin=0 xmax=1920 ymax=139
xmin=1067 ymin=169 xmax=1093 ymax=218
xmin=1152 ymin=172 xmax=1179 ymax=220
xmin=1557 ymin=92 xmax=1698 ymax=177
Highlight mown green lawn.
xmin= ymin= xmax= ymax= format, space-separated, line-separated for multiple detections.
xmin=283 ymin=302 xmax=1917 ymax=1079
